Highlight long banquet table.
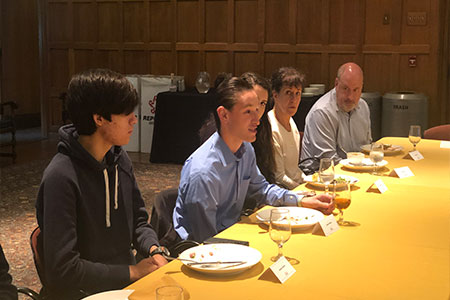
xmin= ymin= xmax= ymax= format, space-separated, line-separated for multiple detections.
xmin=128 ymin=137 xmax=450 ymax=299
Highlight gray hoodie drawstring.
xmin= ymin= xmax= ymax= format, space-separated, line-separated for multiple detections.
xmin=103 ymin=165 xmax=119 ymax=228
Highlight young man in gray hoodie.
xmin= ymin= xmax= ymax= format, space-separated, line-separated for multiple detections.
xmin=36 ymin=69 xmax=167 ymax=299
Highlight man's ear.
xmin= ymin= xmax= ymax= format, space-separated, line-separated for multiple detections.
xmin=92 ymin=114 xmax=104 ymax=128
xmin=335 ymin=78 xmax=339 ymax=88
xmin=216 ymin=106 xmax=228 ymax=123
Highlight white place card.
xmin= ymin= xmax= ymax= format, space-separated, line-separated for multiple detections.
xmin=407 ymin=150 xmax=424 ymax=161
xmin=390 ymin=166 xmax=414 ymax=178
xmin=373 ymin=179 xmax=388 ymax=193
xmin=441 ymin=141 xmax=450 ymax=149
xmin=315 ymin=215 xmax=339 ymax=237
xmin=269 ymin=256 xmax=296 ymax=284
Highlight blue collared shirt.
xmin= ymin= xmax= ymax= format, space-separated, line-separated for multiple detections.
xmin=173 ymin=132 xmax=299 ymax=242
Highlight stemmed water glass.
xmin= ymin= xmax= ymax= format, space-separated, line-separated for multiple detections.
xmin=409 ymin=125 xmax=421 ymax=151
xmin=269 ymin=208 xmax=291 ymax=262
xmin=369 ymin=143 xmax=384 ymax=175
xmin=319 ymin=158 xmax=335 ymax=194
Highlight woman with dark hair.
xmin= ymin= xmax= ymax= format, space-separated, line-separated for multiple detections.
xmin=268 ymin=67 xmax=306 ymax=189
xmin=240 ymin=72 xmax=276 ymax=184
xmin=199 ymin=72 xmax=276 ymax=184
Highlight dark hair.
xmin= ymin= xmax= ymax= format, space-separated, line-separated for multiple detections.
xmin=66 ymin=68 xmax=138 ymax=135
xmin=198 ymin=72 xmax=276 ymax=184
xmin=241 ymin=72 xmax=276 ymax=184
xmin=271 ymin=67 xmax=305 ymax=94
xmin=213 ymin=77 xmax=254 ymax=131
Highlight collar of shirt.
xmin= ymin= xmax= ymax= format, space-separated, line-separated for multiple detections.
xmin=213 ymin=132 xmax=247 ymax=166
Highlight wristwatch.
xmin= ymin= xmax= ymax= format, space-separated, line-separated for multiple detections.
xmin=150 ymin=246 xmax=170 ymax=258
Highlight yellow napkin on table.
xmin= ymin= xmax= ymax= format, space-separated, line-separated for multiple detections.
xmin=128 ymin=274 xmax=189 ymax=300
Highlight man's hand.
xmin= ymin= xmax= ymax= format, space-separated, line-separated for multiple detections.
xmin=129 ymin=257 xmax=161 ymax=282
xmin=300 ymin=193 xmax=335 ymax=215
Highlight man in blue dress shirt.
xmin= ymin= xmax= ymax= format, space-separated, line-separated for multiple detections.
xmin=173 ymin=77 xmax=334 ymax=242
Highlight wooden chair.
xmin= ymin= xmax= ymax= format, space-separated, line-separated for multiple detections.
xmin=423 ymin=124 xmax=450 ymax=141
xmin=0 ymin=101 xmax=18 ymax=162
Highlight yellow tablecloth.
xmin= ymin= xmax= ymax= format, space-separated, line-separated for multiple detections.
xmin=127 ymin=138 xmax=450 ymax=300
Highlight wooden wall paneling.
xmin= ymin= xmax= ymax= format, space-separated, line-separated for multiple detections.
xmin=234 ymin=0 xmax=258 ymax=43
xmin=227 ymin=0 xmax=234 ymax=75
xmin=296 ymin=0 xmax=322 ymax=44
xmin=205 ymin=51 xmax=228 ymax=81
xmin=198 ymin=0 xmax=206 ymax=70
xmin=356 ymin=0 xmax=365 ymax=65
xmin=296 ymin=53 xmax=323 ymax=87
xmin=0 ymin=0 xmax=2 ymax=101
xmin=177 ymin=1 xmax=199 ymax=42
xmin=257 ymin=0 xmax=265 ymax=73
xmin=288 ymin=0 xmax=297 ymax=63
xmin=265 ymin=0 xmax=290 ymax=43
xmin=73 ymin=49 xmax=96 ymax=74
xmin=149 ymin=1 xmax=173 ymax=42
xmin=390 ymin=0 xmax=403 ymax=45
xmin=97 ymin=1 xmax=121 ymax=43
xmin=364 ymin=0 xmax=394 ymax=45
xmin=49 ymin=49 xmax=70 ymax=90
xmin=177 ymin=51 xmax=201 ymax=86
xmin=234 ymin=51 xmax=261 ymax=76
xmin=37 ymin=0 xmax=449 ymax=133
xmin=398 ymin=54 xmax=432 ymax=90
xmin=151 ymin=51 xmax=174 ymax=75
xmin=398 ymin=55 xmax=434 ymax=121
xmin=38 ymin=0 xmax=49 ymax=135
xmin=328 ymin=54 xmax=357 ymax=86
xmin=440 ymin=0 xmax=449 ymax=123
xmin=73 ymin=1 xmax=96 ymax=43
xmin=2 ymin=0 xmax=40 ymax=114
xmin=320 ymin=0 xmax=330 ymax=84
xmin=401 ymin=0 xmax=431 ymax=44
xmin=264 ymin=52 xmax=291 ymax=77
xmin=123 ymin=1 xmax=146 ymax=43
xmin=124 ymin=50 xmax=150 ymax=74
xmin=48 ymin=2 xmax=70 ymax=43
xmin=363 ymin=54 xmax=393 ymax=93
xmin=205 ymin=0 xmax=227 ymax=42
xmin=328 ymin=0 xmax=359 ymax=45
xmin=96 ymin=50 xmax=122 ymax=72
xmin=50 ymin=96 xmax=63 ymax=127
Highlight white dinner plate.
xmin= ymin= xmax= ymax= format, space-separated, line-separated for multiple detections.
xmin=304 ymin=174 xmax=359 ymax=189
xmin=256 ymin=206 xmax=324 ymax=229
xmin=179 ymin=243 xmax=262 ymax=275
xmin=82 ymin=289 xmax=134 ymax=300
xmin=360 ymin=144 xmax=404 ymax=155
xmin=340 ymin=158 xmax=388 ymax=171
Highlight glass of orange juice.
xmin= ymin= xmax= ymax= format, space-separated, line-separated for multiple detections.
xmin=334 ymin=182 xmax=359 ymax=226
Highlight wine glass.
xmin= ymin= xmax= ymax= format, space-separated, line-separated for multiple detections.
xmin=319 ymin=158 xmax=335 ymax=194
xmin=269 ymin=208 xmax=291 ymax=262
xmin=369 ymin=143 xmax=384 ymax=175
xmin=409 ymin=125 xmax=421 ymax=151
xmin=333 ymin=182 xmax=359 ymax=226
